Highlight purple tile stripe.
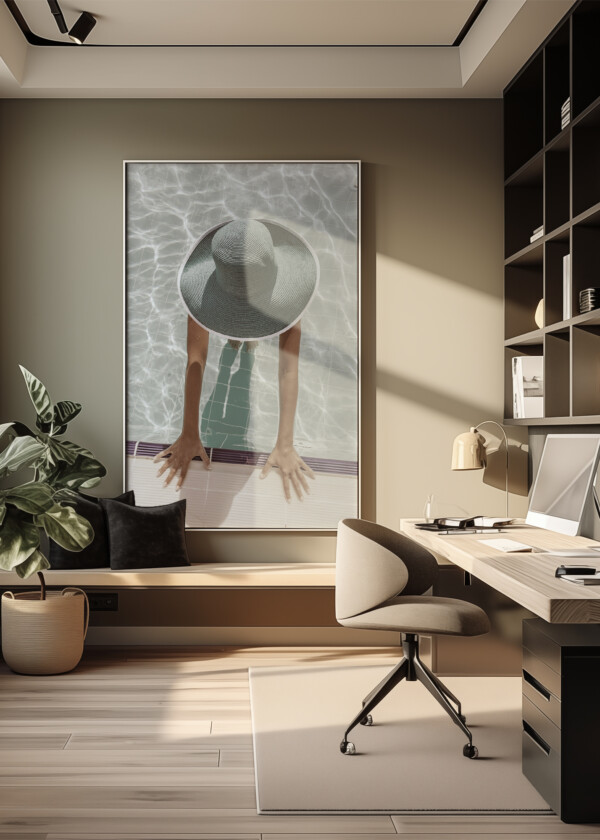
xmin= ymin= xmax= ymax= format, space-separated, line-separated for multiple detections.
xmin=127 ymin=441 xmax=358 ymax=477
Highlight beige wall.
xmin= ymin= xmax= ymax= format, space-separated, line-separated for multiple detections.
xmin=0 ymin=98 xmax=522 ymax=568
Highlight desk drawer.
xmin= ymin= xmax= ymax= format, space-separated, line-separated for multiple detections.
xmin=522 ymin=672 xmax=561 ymax=727
xmin=522 ymin=696 xmax=561 ymax=754
xmin=523 ymin=621 xmax=561 ymax=674
xmin=523 ymin=647 xmax=561 ymax=700
xmin=522 ymin=723 xmax=560 ymax=814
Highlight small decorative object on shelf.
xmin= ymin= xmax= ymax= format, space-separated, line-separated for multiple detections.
xmin=561 ymin=96 xmax=571 ymax=129
xmin=579 ymin=288 xmax=600 ymax=314
xmin=530 ymin=225 xmax=544 ymax=243
xmin=534 ymin=299 xmax=544 ymax=328
xmin=512 ymin=356 xmax=543 ymax=419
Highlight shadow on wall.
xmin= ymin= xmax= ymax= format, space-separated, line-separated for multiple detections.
xmin=375 ymin=368 xmax=528 ymax=498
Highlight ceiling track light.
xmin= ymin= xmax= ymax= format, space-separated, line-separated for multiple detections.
xmin=68 ymin=11 xmax=97 ymax=44
xmin=46 ymin=0 xmax=67 ymax=34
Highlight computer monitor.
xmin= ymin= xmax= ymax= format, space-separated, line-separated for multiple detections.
xmin=526 ymin=433 xmax=600 ymax=536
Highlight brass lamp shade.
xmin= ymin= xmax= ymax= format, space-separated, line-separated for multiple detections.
xmin=451 ymin=428 xmax=485 ymax=470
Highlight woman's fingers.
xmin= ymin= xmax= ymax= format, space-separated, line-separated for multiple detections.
xmin=289 ymin=470 xmax=303 ymax=501
xmin=260 ymin=454 xmax=273 ymax=479
xmin=296 ymin=467 xmax=310 ymax=494
xmin=199 ymin=445 xmax=212 ymax=470
xmin=299 ymin=458 xmax=316 ymax=480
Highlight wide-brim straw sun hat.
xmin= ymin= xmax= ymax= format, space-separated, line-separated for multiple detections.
xmin=178 ymin=218 xmax=319 ymax=341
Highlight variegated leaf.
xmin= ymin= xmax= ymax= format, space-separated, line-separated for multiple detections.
xmin=19 ymin=366 xmax=53 ymax=424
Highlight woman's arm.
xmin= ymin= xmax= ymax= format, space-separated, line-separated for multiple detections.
xmin=154 ymin=316 xmax=212 ymax=489
xmin=260 ymin=323 xmax=315 ymax=501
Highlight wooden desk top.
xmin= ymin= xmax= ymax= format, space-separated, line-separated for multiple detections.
xmin=400 ymin=519 xmax=600 ymax=624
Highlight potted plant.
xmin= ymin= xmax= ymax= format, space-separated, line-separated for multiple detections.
xmin=0 ymin=366 xmax=106 ymax=674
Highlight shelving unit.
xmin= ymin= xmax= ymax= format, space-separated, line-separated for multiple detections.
xmin=504 ymin=1 xmax=600 ymax=425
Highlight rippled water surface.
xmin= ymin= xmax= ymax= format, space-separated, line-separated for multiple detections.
xmin=126 ymin=162 xmax=358 ymax=461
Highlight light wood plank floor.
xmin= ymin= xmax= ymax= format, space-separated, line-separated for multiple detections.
xmin=0 ymin=646 xmax=599 ymax=839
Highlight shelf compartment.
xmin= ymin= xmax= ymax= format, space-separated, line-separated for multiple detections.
xmin=505 ymin=52 xmax=544 ymax=179
xmin=545 ymin=236 xmax=571 ymax=327
xmin=545 ymin=146 xmax=570 ymax=234
xmin=572 ymin=221 xmax=600 ymax=316
xmin=572 ymin=105 xmax=600 ymax=217
xmin=504 ymin=344 xmax=544 ymax=422
xmin=572 ymin=324 xmax=600 ymax=416
xmin=505 ymin=156 xmax=544 ymax=258
xmin=544 ymin=329 xmax=570 ymax=418
xmin=505 ymin=260 xmax=543 ymax=340
xmin=544 ymin=18 xmax=571 ymax=144
xmin=572 ymin=0 xmax=600 ymax=118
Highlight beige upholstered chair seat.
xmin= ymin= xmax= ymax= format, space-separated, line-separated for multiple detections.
xmin=338 ymin=595 xmax=490 ymax=636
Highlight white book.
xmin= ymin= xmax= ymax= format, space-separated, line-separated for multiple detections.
xmin=563 ymin=254 xmax=571 ymax=319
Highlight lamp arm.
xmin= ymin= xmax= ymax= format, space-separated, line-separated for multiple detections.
xmin=472 ymin=420 xmax=509 ymax=518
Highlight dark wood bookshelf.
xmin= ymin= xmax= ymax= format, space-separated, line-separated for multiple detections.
xmin=503 ymin=0 xmax=600 ymax=426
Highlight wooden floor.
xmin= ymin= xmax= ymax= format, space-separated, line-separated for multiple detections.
xmin=0 ymin=645 xmax=599 ymax=840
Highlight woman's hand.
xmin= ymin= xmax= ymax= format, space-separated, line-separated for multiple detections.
xmin=260 ymin=443 xmax=315 ymax=502
xmin=153 ymin=434 xmax=211 ymax=490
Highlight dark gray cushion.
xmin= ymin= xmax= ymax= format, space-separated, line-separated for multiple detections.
xmin=101 ymin=498 xmax=190 ymax=569
xmin=48 ymin=490 xmax=135 ymax=569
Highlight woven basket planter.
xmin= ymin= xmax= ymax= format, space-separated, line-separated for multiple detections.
xmin=1 ymin=588 xmax=89 ymax=675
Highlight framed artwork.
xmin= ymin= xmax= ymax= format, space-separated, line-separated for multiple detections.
xmin=125 ymin=160 xmax=360 ymax=530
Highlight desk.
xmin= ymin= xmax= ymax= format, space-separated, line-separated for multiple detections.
xmin=400 ymin=520 xmax=600 ymax=623
xmin=401 ymin=519 xmax=600 ymax=823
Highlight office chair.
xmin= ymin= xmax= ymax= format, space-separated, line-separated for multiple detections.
xmin=336 ymin=518 xmax=491 ymax=759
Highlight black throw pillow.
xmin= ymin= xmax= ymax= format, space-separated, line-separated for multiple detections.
xmin=101 ymin=498 xmax=190 ymax=570
xmin=48 ymin=490 xmax=136 ymax=569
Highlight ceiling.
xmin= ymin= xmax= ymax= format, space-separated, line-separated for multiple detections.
xmin=0 ymin=0 xmax=577 ymax=98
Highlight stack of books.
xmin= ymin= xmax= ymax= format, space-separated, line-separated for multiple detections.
xmin=579 ymin=287 xmax=600 ymax=314
xmin=561 ymin=97 xmax=571 ymax=129
xmin=512 ymin=355 xmax=543 ymax=418
xmin=530 ymin=224 xmax=544 ymax=243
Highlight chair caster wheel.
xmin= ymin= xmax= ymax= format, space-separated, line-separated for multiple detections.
xmin=463 ymin=743 xmax=478 ymax=759
xmin=340 ymin=740 xmax=356 ymax=755
xmin=360 ymin=714 xmax=373 ymax=726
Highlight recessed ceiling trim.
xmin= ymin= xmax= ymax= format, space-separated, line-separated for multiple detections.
xmin=4 ymin=0 xmax=488 ymax=48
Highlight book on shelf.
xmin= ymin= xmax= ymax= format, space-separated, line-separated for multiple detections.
xmin=561 ymin=97 xmax=571 ymax=114
xmin=563 ymin=253 xmax=571 ymax=319
xmin=512 ymin=355 xmax=543 ymax=419
xmin=561 ymin=116 xmax=570 ymax=129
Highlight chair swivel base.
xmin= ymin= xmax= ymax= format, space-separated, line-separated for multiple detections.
xmin=340 ymin=633 xmax=479 ymax=759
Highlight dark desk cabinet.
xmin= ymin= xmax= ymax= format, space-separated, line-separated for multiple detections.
xmin=522 ymin=619 xmax=600 ymax=823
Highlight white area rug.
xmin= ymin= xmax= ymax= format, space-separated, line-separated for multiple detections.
xmin=250 ymin=665 xmax=553 ymax=815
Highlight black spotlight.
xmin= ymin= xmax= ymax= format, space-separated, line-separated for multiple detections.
xmin=68 ymin=11 xmax=96 ymax=44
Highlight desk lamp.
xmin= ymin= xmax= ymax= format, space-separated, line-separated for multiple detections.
xmin=451 ymin=420 xmax=509 ymax=517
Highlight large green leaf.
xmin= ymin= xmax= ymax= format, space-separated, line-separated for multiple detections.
xmin=35 ymin=503 xmax=93 ymax=551
xmin=4 ymin=483 xmax=54 ymax=515
xmin=0 ymin=423 xmax=14 ymax=442
xmin=0 ymin=500 xmax=5 ymax=527
xmin=49 ymin=454 xmax=106 ymax=490
xmin=58 ymin=439 xmax=94 ymax=459
xmin=48 ymin=438 xmax=78 ymax=466
xmin=53 ymin=401 xmax=82 ymax=427
xmin=20 ymin=366 xmax=53 ymax=425
xmin=0 ymin=436 xmax=46 ymax=478
xmin=0 ymin=508 xmax=40 ymax=571
xmin=14 ymin=549 xmax=50 ymax=579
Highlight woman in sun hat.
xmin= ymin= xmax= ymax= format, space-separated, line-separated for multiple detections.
xmin=154 ymin=218 xmax=320 ymax=502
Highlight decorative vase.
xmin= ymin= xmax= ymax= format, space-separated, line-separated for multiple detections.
xmin=1 ymin=588 xmax=89 ymax=675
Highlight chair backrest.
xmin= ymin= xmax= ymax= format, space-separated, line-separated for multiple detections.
xmin=335 ymin=518 xmax=439 ymax=620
